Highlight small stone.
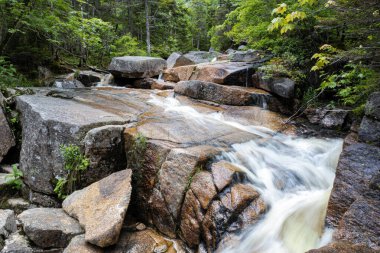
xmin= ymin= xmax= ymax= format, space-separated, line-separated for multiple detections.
xmin=1 ymin=232 xmax=33 ymax=253
xmin=135 ymin=223 xmax=146 ymax=231
xmin=19 ymin=208 xmax=83 ymax=248
xmin=153 ymin=244 xmax=167 ymax=253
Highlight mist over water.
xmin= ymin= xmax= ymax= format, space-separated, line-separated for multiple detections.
xmin=148 ymin=95 xmax=343 ymax=253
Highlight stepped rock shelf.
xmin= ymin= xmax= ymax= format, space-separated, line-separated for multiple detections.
xmin=0 ymin=53 xmax=379 ymax=252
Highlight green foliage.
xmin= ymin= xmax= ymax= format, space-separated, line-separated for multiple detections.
xmin=5 ymin=164 xmax=23 ymax=190
xmin=127 ymin=133 xmax=147 ymax=174
xmin=319 ymin=64 xmax=380 ymax=111
xmin=111 ymin=34 xmax=146 ymax=57
xmin=54 ymin=144 xmax=89 ymax=200
xmin=0 ymin=57 xmax=28 ymax=91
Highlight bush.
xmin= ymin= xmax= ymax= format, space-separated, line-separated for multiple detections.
xmin=0 ymin=57 xmax=27 ymax=91
xmin=5 ymin=164 xmax=23 ymax=190
xmin=54 ymin=144 xmax=89 ymax=199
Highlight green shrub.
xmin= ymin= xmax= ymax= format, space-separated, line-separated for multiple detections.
xmin=0 ymin=57 xmax=27 ymax=91
xmin=5 ymin=164 xmax=23 ymax=190
xmin=54 ymin=144 xmax=89 ymax=200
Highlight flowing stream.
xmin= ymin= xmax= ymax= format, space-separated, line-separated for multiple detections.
xmin=149 ymin=95 xmax=343 ymax=253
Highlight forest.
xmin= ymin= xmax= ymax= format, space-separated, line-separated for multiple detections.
xmin=0 ymin=0 xmax=379 ymax=113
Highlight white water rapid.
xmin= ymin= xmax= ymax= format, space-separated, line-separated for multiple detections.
xmin=148 ymin=95 xmax=343 ymax=253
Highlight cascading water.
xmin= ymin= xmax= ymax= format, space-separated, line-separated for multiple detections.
xmin=148 ymin=95 xmax=343 ymax=253
xmin=221 ymin=137 xmax=342 ymax=253
xmin=96 ymin=73 xmax=114 ymax=87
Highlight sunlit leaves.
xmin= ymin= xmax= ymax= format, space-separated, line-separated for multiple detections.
xmin=272 ymin=3 xmax=287 ymax=15
xmin=298 ymin=0 xmax=317 ymax=6
xmin=285 ymin=11 xmax=306 ymax=23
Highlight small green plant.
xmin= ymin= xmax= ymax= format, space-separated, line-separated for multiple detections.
xmin=54 ymin=144 xmax=89 ymax=200
xmin=127 ymin=133 xmax=147 ymax=179
xmin=5 ymin=164 xmax=23 ymax=190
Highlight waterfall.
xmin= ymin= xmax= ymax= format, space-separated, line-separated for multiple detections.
xmin=148 ymin=95 xmax=343 ymax=253
xmin=97 ymin=73 xmax=114 ymax=87
xmin=158 ymin=72 xmax=163 ymax=81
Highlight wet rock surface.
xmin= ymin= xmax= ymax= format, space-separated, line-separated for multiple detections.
xmin=19 ymin=208 xmax=83 ymax=248
xmin=325 ymin=141 xmax=380 ymax=250
xmin=62 ymin=169 xmax=132 ymax=247
xmin=326 ymin=143 xmax=380 ymax=227
xmin=108 ymin=56 xmax=167 ymax=78
xmin=13 ymin=86 xmax=294 ymax=251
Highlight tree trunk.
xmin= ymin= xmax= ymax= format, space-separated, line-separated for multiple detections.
xmin=145 ymin=0 xmax=151 ymax=56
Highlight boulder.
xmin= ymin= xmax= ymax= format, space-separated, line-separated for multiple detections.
xmin=19 ymin=208 xmax=83 ymax=248
xmin=321 ymin=110 xmax=349 ymax=129
xmin=359 ymin=92 xmax=380 ymax=146
xmin=16 ymin=94 xmax=127 ymax=197
xmin=76 ymin=71 xmax=103 ymax=86
xmin=228 ymin=50 xmax=263 ymax=62
xmin=163 ymin=65 xmax=196 ymax=82
xmin=108 ymin=56 xmax=167 ymax=78
xmin=358 ymin=116 xmax=380 ymax=146
xmin=82 ymin=125 xmax=127 ymax=187
xmin=63 ymin=235 xmax=102 ymax=253
xmin=305 ymin=107 xmax=349 ymax=129
xmin=166 ymin=52 xmax=193 ymax=68
xmin=190 ymin=62 xmax=254 ymax=86
xmin=174 ymin=80 xmax=273 ymax=107
xmin=1 ymin=233 xmax=33 ymax=253
xmin=53 ymin=80 xmax=85 ymax=89
xmin=307 ymin=242 xmax=380 ymax=253
xmin=0 ymin=106 xmax=15 ymax=163
xmin=0 ymin=210 xmax=17 ymax=238
xmin=181 ymin=51 xmax=220 ymax=65
xmin=326 ymin=143 xmax=380 ymax=227
xmin=365 ymin=92 xmax=380 ymax=120
xmin=62 ymin=169 xmax=132 ymax=247
xmin=253 ymin=72 xmax=295 ymax=98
